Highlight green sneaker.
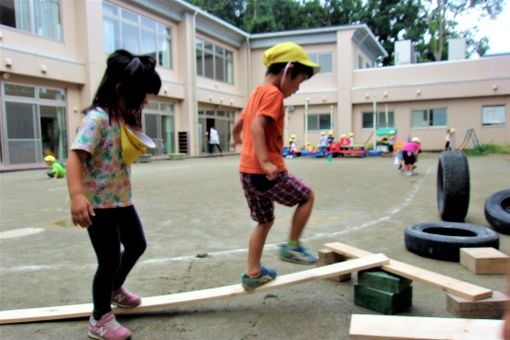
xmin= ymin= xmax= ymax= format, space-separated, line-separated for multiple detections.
xmin=241 ymin=266 xmax=277 ymax=290
xmin=279 ymin=243 xmax=318 ymax=264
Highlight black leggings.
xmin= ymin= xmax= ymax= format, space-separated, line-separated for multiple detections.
xmin=87 ymin=206 xmax=146 ymax=320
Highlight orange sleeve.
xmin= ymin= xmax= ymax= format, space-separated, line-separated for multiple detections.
xmin=255 ymin=87 xmax=283 ymax=121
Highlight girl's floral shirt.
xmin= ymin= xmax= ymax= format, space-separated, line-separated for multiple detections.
xmin=71 ymin=108 xmax=132 ymax=208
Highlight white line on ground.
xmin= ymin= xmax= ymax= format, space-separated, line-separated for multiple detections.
xmin=0 ymin=166 xmax=431 ymax=273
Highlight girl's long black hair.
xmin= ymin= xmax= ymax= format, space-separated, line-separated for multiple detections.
xmin=85 ymin=49 xmax=161 ymax=128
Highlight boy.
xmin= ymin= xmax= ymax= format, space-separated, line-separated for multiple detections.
xmin=232 ymin=41 xmax=319 ymax=290
xmin=44 ymin=155 xmax=66 ymax=179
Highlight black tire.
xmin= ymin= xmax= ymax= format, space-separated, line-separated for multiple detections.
xmin=404 ymin=222 xmax=499 ymax=262
xmin=437 ymin=151 xmax=470 ymax=222
xmin=484 ymin=189 xmax=510 ymax=235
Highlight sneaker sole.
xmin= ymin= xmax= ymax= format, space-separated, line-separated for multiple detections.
xmin=280 ymin=256 xmax=317 ymax=265
xmin=89 ymin=330 xmax=131 ymax=340
xmin=242 ymin=275 xmax=276 ymax=290
xmin=111 ymin=301 xmax=141 ymax=308
xmin=88 ymin=331 xmax=104 ymax=340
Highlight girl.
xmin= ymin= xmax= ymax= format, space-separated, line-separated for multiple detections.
xmin=66 ymin=50 xmax=161 ymax=340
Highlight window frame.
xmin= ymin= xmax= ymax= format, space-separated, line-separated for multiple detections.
xmin=103 ymin=1 xmax=172 ymax=69
xmin=309 ymin=52 xmax=333 ymax=74
xmin=307 ymin=113 xmax=331 ymax=131
xmin=196 ymin=38 xmax=234 ymax=84
xmin=482 ymin=105 xmax=506 ymax=126
xmin=0 ymin=0 xmax=63 ymax=41
xmin=410 ymin=108 xmax=447 ymax=128
xmin=362 ymin=111 xmax=395 ymax=129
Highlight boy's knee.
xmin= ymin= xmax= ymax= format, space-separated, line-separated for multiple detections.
xmin=303 ymin=190 xmax=314 ymax=205
xmin=258 ymin=220 xmax=274 ymax=230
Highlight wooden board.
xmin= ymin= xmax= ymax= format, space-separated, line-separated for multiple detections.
xmin=460 ymin=247 xmax=509 ymax=274
xmin=447 ymin=290 xmax=508 ymax=319
xmin=0 ymin=253 xmax=388 ymax=325
xmin=349 ymin=314 xmax=503 ymax=339
xmin=325 ymin=242 xmax=492 ymax=301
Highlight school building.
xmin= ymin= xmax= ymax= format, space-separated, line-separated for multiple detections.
xmin=1 ymin=0 xmax=509 ymax=170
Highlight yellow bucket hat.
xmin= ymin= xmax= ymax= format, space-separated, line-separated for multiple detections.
xmin=120 ymin=124 xmax=155 ymax=165
xmin=44 ymin=155 xmax=56 ymax=163
xmin=263 ymin=42 xmax=319 ymax=71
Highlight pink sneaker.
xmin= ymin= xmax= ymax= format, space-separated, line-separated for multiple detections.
xmin=88 ymin=311 xmax=131 ymax=340
xmin=111 ymin=287 xmax=141 ymax=308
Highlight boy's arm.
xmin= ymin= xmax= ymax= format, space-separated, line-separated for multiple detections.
xmin=251 ymin=115 xmax=277 ymax=180
xmin=66 ymin=150 xmax=95 ymax=228
xmin=232 ymin=118 xmax=243 ymax=145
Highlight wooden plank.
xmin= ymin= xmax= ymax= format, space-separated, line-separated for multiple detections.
xmin=349 ymin=314 xmax=503 ymax=340
xmin=325 ymin=242 xmax=492 ymax=301
xmin=447 ymin=290 xmax=508 ymax=319
xmin=460 ymin=247 xmax=510 ymax=274
xmin=0 ymin=253 xmax=388 ymax=325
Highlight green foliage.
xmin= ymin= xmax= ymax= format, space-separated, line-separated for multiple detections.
xmin=465 ymin=144 xmax=510 ymax=156
xmin=184 ymin=0 xmax=503 ymax=65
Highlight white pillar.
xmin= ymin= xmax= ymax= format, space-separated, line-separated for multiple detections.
xmin=304 ymin=98 xmax=309 ymax=147
xmin=372 ymin=94 xmax=377 ymax=150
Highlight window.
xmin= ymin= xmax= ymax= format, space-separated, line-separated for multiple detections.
xmin=196 ymin=38 xmax=234 ymax=84
xmin=198 ymin=107 xmax=236 ymax=153
xmin=0 ymin=0 xmax=62 ymax=40
xmin=307 ymin=114 xmax=331 ymax=131
xmin=358 ymin=55 xmax=363 ymax=69
xmin=103 ymin=1 xmax=172 ymax=69
xmin=309 ymin=53 xmax=332 ymax=73
xmin=362 ymin=111 xmax=395 ymax=128
xmin=411 ymin=108 xmax=447 ymax=128
xmin=482 ymin=105 xmax=505 ymax=125
xmin=1 ymin=82 xmax=67 ymax=165
xmin=142 ymin=101 xmax=175 ymax=155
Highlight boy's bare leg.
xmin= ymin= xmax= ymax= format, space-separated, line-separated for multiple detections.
xmin=289 ymin=191 xmax=314 ymax=241
xmin=247 ymin=221 xmax=273 ymax=276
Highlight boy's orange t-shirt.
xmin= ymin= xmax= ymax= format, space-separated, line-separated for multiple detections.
xmin=239 ymin=83 xmax=287 ymax=174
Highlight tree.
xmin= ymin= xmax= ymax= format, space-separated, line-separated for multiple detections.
xmin=184 ymin=0 xmax=502 ymax=63
xmin=424 ymin=0 xmax=503 ymax=61
xmin=359 ymin=0 xmax=427 ymax=65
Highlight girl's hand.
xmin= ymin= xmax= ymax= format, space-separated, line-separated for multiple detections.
xmin=70 ymin=193 xmax=95 ymax=228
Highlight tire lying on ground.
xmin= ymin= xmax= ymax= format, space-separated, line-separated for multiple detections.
xmin=484 ymin=189 xmax=510 ymax=235
xmin=404 ymin=222 xmax=499 ymax=262
xmin=437 ymin=151 xmax=470 ymax=222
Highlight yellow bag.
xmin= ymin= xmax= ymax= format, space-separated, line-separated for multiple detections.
xmin=120 ymin=124 xmax=152 ymax=165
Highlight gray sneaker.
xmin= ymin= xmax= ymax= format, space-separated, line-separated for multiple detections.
xmin=279 ymin=243 xmax=317 ymax=264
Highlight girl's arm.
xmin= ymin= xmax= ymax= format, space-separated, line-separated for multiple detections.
xmin=252 ymin=115 xmax=277 ymax=180
xmin=66 ymin=150 xmax=95 ymax=228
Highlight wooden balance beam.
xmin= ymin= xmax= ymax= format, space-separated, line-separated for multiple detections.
xmin=325 ymin=242 xmax=492 ymax=301
xmin=0 ymin=253 xmax=388 ymax=325
xmin=349 ymin=314 xmax=503 ymax=339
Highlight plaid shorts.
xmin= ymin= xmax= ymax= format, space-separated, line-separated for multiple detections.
xmin=240 ymin=171 xmax=311 ymax=224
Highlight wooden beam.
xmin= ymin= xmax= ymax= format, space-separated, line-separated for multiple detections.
xmin=349 ymin=314 xmax=503 ymax=339
xmin=325 ymin=242 xmax=492 ymax=301
xmin=0 ymin=253 xmax=388 ymax=325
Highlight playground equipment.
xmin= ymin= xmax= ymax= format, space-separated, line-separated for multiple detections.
xmin=457 ymin=128 xmax=481 ymax=151
xmin=0 ymin=254 xmax=387 ymax=324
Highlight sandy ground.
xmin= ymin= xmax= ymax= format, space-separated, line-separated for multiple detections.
xmin=0 ymin=152 xmax=509 ymax=339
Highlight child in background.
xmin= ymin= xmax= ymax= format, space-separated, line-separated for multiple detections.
xmin=232 ymin=41 xmax=319 ymax=290
xmin=319 ymin=131 xmax=328 ymax=156
xmin=348 ymin=132 xmax=355 ymax=146
xmin=401 ymin=137 xmax=421 ymax=176
xmin=44 ymin=155 xmax=66 ymax=179
xmin=445 ymin=128 xmax=452 ymax=150
xmin=66 ymin=50 xmax=161 ymax=340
